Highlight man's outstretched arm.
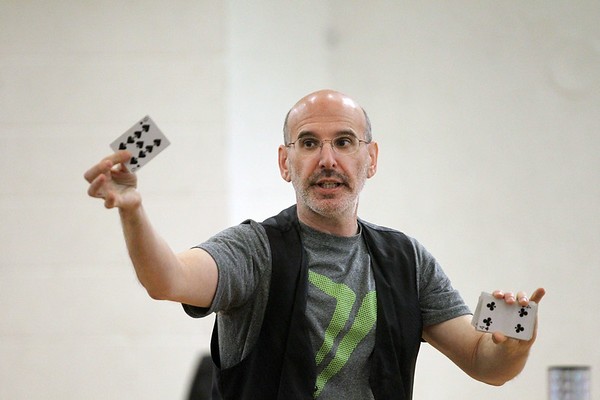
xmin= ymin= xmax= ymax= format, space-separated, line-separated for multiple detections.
xmin=84 ymin=150 xmax=218 ymax=308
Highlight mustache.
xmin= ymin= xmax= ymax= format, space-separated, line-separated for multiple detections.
xmin=308 ymin=169 xmax=349 ymax=185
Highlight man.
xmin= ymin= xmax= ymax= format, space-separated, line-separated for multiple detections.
xmin=84 ymin=90 xmax=545 ymax=399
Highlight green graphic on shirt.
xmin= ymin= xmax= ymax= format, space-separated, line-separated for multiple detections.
xmin=308 ymin=270 xmax=377 ymax=398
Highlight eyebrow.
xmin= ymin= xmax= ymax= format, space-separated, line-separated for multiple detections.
xmin=295 ymin=129 xmax=359 ymax=140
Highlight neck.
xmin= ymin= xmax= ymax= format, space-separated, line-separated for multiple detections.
xmin=296 ymin=204 xmax=359 ymax=237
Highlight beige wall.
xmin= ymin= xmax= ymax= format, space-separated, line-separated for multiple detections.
xmin=1 ymin=2 xmax=226 ymax=399
xmin=1 ymin=1 xmax=598 ymax=399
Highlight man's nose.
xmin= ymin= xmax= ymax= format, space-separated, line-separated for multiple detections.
xmin=318 ymin=141 xmax=337 ymax=168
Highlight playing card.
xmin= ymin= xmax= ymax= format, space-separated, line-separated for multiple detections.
xmin=109 ymin=115 xmax=170 ymax=173
xmin=472 ymin=292 xmax=538 ymax=340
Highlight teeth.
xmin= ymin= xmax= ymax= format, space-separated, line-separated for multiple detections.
xmin=320 ymin=182 xmax=339 ymax=189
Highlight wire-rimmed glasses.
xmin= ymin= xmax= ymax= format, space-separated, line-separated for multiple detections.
xmin=285 ymin=135 xmax=370 ymax=156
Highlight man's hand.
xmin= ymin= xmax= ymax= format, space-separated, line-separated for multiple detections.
xmin=490 ymin=287 xmax=546 ymax=345
xmin=423 ymin=287 xmax=546 ymax=385
xmin=84 ymin=151 xmax=140 ymax=210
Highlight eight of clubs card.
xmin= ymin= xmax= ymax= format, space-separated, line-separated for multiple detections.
xmin=472 ymin=292 xmax=538 ymax=341
xmin=110 ymin=115 xmax=170 ymax=172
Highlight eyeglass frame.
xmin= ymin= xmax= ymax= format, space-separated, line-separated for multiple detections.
xmin=284 ymin=133 xmax=371 ymax=155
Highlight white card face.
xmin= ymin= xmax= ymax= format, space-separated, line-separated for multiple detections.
xmin=109 ymin=115 xmax=170 ymax=173
xmin=472 ymin=292 xmax=538 ymax=340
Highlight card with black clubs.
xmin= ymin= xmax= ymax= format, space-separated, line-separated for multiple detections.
xmin=109 ymin=115 xmax=170 ymax=173
xmin=472 ymin=292 xmax=538 ymax=341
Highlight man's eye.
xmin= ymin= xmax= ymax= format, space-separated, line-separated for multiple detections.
xmin=334 ymin=137 xmax=354 ymax=148
xmin=300 ymin=138 xmax=320 ymax=149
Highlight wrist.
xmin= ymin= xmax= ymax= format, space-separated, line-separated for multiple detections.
xmin=118 ymin=198 xmax=143 ymax=220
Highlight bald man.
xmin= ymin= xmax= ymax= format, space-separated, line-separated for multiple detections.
xmin=85 ymin=90 xmax=545 ymax=400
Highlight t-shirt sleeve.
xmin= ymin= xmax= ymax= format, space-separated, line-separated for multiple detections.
xmin=182 ymin=220 xmax=271 ymax=318
xmin=410 ymin=237 xmax=472 ymax=327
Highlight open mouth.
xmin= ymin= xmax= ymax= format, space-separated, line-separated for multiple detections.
xmin=309 ymin=170 xmax=348 ymax=190
xmin=317 ymin=182 xmax=342 ymax=189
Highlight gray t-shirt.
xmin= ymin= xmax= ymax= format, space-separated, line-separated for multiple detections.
xmin=184 ymin=218 xmax=470 ymax=399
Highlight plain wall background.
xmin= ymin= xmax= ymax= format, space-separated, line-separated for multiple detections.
xmin=1 ymin=1 xmax=598 ymax=399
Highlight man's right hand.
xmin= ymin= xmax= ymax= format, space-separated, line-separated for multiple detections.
xmin=84 ymin=150 xmax=140 ymax=210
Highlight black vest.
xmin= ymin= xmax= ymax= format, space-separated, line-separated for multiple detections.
xmin=211 ymin=206 xmax=422 ymax=399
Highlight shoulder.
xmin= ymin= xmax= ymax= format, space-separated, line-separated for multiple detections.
xmin=208 ymin=219 xmax=268 ymax=245
xmin=199 ymin=220 xmax=271 ymax=271
xmin=358 ymin=219 xmax=441 ymax=273
xmin=260 ymin=205 xmax=298 ymax=233
xmin=358 ymin=218 xmax=415 ymax=246
xmin=358 ymin=218 xmax=398 ymax=233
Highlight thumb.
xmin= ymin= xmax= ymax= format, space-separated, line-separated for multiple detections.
xmin=491 ymin=331 xmax=508 ymax=345
xmin=530 ymin=288 xmax=546 ymax=304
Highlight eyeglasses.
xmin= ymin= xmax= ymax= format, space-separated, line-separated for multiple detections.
xmin=285 ymin=135 xmax=370 ymax=156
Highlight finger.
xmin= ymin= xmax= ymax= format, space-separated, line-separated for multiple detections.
xmin=530 ymin=287 xmax=546 ymax=304
xmin=504 ymin=292 xmax=516 ymax=305
xmin=104 ymin=191 xmax=118 ymax=209
xmin=517 ymin=291 xmax=529 ymax=306
xmin=112 ymin=150 xmax=132 ymax=165
xmin=84 ymin=159 xmax=113 ymax=183
xmin=84 ymin=151 xmax=132 ymax=183
xmin=87 ymin=174 xmax=108 ymax=198
xmin=491 ymin=331 xmax=508 ymax=344
xmin=492 ymin=290 xmax=517 ymax=304
xmin=115 ymin=154 xmax=132 ymax=173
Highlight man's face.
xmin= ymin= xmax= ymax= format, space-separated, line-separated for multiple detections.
xmin=278 ymin=91 xmax=378 ymax=221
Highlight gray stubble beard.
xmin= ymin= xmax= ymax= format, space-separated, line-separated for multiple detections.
xmin=291 ymin=164 xmax=369 ymax=221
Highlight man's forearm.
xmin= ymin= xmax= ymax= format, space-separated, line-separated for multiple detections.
xmin=119 ymin=204 xmax=182 ymax=300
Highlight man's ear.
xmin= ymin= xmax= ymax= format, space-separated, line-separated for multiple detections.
xmin=367 ymin=141 xmax=378 ymax=178
xmin=278 ymin=145 xmax=291 ymax=182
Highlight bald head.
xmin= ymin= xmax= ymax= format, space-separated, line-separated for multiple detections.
xmin=283 ymin=90 xmax=372 ymax=144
